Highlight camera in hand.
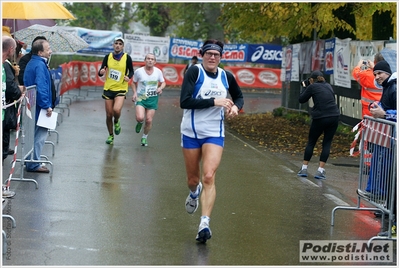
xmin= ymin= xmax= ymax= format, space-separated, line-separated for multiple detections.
xmin=301 ymin=78 xmax=310 ymax=88
xmin=361 ymin=60 xmax=368 ymax=70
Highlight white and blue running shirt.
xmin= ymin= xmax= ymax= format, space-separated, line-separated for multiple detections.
xmin=180 ymin=64 xmax=229 ymax=139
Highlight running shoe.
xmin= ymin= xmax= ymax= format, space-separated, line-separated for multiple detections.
xmin=357 ymin=189 xmax=386 ymax=203
xmin=185 ymin=182 xmax=202 ymax=214
xmin=141 ymin=137 xmax=148 ymax=146
xmin=356 ymin=189 xmax=371 ymax=200
xmin=136 ymin=122 xmax=143 ymax=133
xmin=196 ymin=221 xmax=212 ymax=243
xmin=106 ymin=135 xmax=114 ymax=145
xmin=314 ymin=170 xmax=326 ymax=180
xmin=297 ymin=169 xmax=308 ymax=177
xmin=114 ymin=121 xmax=121 ymax=135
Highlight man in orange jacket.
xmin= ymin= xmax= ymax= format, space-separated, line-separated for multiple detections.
xmin=352 ymin=53 xmax=385 ymax=118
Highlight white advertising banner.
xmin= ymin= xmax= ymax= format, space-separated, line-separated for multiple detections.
xmin=349 ymin=40 xmax=385 ymax=76
xmin=291 ymin=44 xmax=300 ymax=82
xmin=333 ymin=38 xmax=352 ymax=88
xmin=124 ymin=34 xmax=170 ymax=63
xmin=299 ymin=41 xmax=313 ymax=74
xmin=280 ymin=47 xmax=286 ymax=82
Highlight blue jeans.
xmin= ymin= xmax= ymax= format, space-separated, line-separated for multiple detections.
xmin=365 ymin=145 xmax=392 ymax=196
xmin=26 ymin=125 xmax=48 ymax=171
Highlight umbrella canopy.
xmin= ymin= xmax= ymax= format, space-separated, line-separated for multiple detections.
xmin=14 ymin=24 xmax=89 ymax=53
xmin=2 ymin=2 xmax=75 ymax=20
xmin=3 ymin=18 xmax=56 ymax=33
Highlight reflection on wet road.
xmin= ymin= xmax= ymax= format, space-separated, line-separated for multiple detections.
xmin=2 ymin=89 xmax=395 ymax=265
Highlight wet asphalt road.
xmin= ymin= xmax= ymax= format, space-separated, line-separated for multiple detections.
xmin=2 ymin=88 xmax=396 ymax=266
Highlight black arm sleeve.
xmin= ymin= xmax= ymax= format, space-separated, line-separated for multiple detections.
xmin=98 ymin=54 xmax=109 ymax=77
xmin=180 ymin=65 xmax=214 ymax=109
xmin=4 ymin=63 xmax=22 ymax=102
xmin=126 ymin=54 xmax=134 ymax=79
xmin=18 ymin=54 xmax=31 ymax=85
xmin=226 ymin=71 xmax=244 ymax=110
xmin=298 ymin=85 xmax=312 ymax=103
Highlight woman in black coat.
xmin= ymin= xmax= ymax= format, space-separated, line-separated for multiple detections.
xmin=297 ymin=71 xmax=340 ymax=180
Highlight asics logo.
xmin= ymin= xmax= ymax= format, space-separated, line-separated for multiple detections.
xmin=204 ymin=90 xmax=222 ymax=96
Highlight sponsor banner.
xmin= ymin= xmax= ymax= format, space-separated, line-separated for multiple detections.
xmin=324 ymin=38 xmax=335 ymax=75
xmin=169 ymin=37 xmax=203 ymax=60
xmin=247 ymin=44 xmax=282 ymax=65
xmin=222 ymin=43 xmax=247 ymax=63
xmin=58 ymin=26 xmax=122 ymax=55
xmin=299 ymin=41 xmax=313 ymax=74
xmin=59 ymin=61 xmax=106 ymax=95
xmin=280 ymin=47 xmax=286 ymax=82
xmin=59 ymin=61 xmax=282 ymax=94
xmin=169 ymin=38 xmax=247 ymax=63
xmin=312 ymin=40 xmax=325 ymax=72
xmin=284 ymin=45 xmax=293 ymax=82
xmin=224 ymin=66 xmax=282 ymax=88
xmin=291 ymin=44 xmax=300 ymax=82
xmin=334 ymin=37 xmax=352 ymax=88
xmin=300 ymin=240 xmax=393 ymax=263
xmin=124 ymin=34 xmax=170 ymax=63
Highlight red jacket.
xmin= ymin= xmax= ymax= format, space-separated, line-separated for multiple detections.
xmin=352 ymin=66 xmax=382 ymax=117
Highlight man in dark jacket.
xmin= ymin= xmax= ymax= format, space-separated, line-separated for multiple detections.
xmin=3 ymin=58 xmax=24 ymax=160
xmin=370 ymin=60 xmax=397 ymax=121
xmin=369 ymin=60 xmax=396 ymax=237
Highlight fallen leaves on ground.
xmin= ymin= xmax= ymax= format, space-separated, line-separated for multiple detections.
xmin=226 ymin=112 xmax=355 ymax=159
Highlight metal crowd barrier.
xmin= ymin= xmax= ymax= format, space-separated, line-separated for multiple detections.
xmin=8 ymin=85 xmax=54 ymax=189
xmin=331 ymin=115 xmax=397 ymax=244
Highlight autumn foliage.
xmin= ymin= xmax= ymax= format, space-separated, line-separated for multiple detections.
xmin=226 ymin=111 xmax=356 ymax=159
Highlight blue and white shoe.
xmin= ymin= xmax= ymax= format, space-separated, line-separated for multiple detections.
xmin=185 ymin=182 xmax=202 ymax=214
xmin=297 ymin=169 xmax=308 ymax=177
xmin=314 ymin=170 xmax=326 ymax=180
xmin=196 ymin=221 xmax=212 ymax=243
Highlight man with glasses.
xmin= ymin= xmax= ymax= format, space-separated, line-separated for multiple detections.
xmin=180 ymin=39 xmax=244 ymax=243
xmin=131 ymin=53 xmax=166 ymax=147
xmin=98 ymin=37 xmax=134 ymax=145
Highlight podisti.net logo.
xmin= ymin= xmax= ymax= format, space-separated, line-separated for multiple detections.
xmin=299 ymin=240 xmax=394 ymax=263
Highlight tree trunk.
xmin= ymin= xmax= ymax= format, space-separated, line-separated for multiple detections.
xmin=204 ymin=4 xmax=224 ymax=41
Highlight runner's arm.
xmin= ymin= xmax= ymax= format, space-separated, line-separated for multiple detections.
xmin=226 ymin=71 xmax=244 ymax=110
xmin=126 ymin=54 xmax=134 ymax=79
xmin=180 ymin=66 xmax=214 ymax=109
xmin=98 ymin=55 xmax=109 ymax=77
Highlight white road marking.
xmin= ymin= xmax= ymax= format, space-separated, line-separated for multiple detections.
xmin=298 ymin=177 xmax=320 ymax=187
xmin=323 ymin=194 xmax=350 ymax=206
xmin=279 ymin=165 xmax=294 ymax=173
xmin=55 ymin=244 xmax=99 ymax=251
xmin=324 ymin=194 xmax=382 ymax=228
